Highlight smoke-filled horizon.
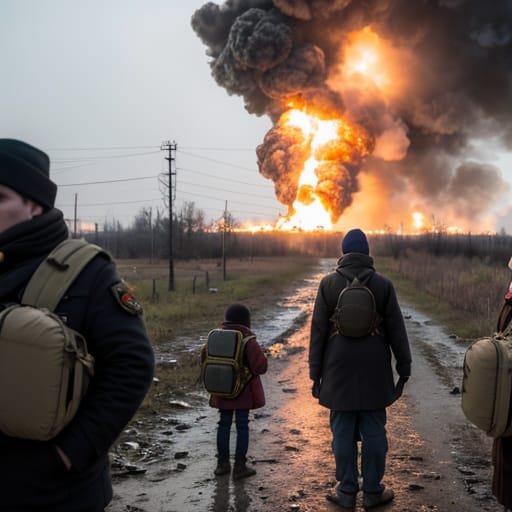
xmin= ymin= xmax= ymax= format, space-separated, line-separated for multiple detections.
xmin=191 ymin=0 xmax=512 ymax=231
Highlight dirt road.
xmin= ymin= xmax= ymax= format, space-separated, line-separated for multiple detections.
xmin=106 ymin=300 xmax=503 ymax=512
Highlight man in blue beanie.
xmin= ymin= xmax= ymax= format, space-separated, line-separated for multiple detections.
xmin=0 ymin=139 xmax=155 ymax=512
xmin=341 ymin=228 xmax=369 ymax=255
xmin=309 ymin=228 xmax=411 ymax=510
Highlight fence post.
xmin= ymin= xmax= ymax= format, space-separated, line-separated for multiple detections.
xmin=151 ymin=279 xmax=158 ymax=301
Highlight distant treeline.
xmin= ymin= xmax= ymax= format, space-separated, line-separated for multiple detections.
xmin=83 ymin=223 xmax=512 ymax=268
xmin=371 ymin=232 xmax=512 ymax=267
xmin=77 ymin=202 xmax=512 ymax=263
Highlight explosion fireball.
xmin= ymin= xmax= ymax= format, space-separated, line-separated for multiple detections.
xmin=192 ymin=1 xmax=512 ymax=233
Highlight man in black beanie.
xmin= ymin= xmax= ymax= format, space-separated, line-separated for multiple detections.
xmin=309 ymin=228 xmax=411 ymax=510
xmin=0 ymin=139 xmax=155 ymax=512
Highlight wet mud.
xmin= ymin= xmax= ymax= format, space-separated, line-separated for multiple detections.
xmin=106 ymin=261 xmax=503 ymax=512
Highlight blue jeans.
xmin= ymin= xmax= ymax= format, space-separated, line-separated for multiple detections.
xmin=330 ymin=409 xmax=387 ymax=494
xmin=217 ymin=409 xmax=249 ymax=464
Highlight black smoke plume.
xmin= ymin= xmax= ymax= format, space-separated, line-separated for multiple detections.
xmin=192 ymin=0 xmax=512 ymax=228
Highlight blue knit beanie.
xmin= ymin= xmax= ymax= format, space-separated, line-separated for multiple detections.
xmin=225 ymin=303 xmax=251 ymax=328
xmin=341 ymin=228 xmax=369 ymax=255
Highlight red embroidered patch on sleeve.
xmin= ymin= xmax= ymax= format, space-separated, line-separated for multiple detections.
xmin=111 ymin=282 xmax=143 ymax=315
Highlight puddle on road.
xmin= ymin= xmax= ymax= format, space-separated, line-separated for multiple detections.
xmin=154 ymin=259 xmax=334 ymax=363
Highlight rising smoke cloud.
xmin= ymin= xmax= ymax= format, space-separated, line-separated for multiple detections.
xmin=191 ymin=0 xmax=512 ymax=230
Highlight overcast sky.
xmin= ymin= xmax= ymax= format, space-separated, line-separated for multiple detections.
xmin=0 ymin=0 xmax=278 ymax=228
xmin=1 ymin=1 xmax=511 ymax=232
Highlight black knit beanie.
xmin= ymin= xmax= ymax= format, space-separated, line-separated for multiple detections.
xmin=0 ymin=139 xmax=57 ymax=209
xmin=225 ymin=303 xmax=251 ymax=328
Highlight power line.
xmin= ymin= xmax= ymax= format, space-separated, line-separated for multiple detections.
xmin=176 ymin=187 xmax=278 ymax=210
xmin=58 ymin=175 xmax=159 ymax=187
xmin=52 ymin=142 xmax=284 ymax=226
xmin=177 ymin=166 xmax=272 ymax=189
xmin=177 ymin=179 xmax=272 ymax=200
xmin=49 ymin=144 xmax=254 ymax=152
xmin=180 ymin=146 xmax=255 ymax=151
xmin=58 ymin=197 xmax=162 ymax=207
xmin=53 ymin=150 xmax=161 ymax=163
xmin=48 ymin=145 xmax=160 ymax=151
xmin=179 ymin=149 xmax=257 ymax=173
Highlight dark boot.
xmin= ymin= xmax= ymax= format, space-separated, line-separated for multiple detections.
xmin=214 ymin=462 xmax=231 ymax=476
xmin=233 ymin=461 xmax=256 ymax=480
xmin=363 ymin=488 xmax=394 ymax=510
xmin=326 ymin=490 xmax=357 ymax=510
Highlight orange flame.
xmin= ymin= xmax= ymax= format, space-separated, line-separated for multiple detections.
xmin=254 ymin=26 xmax=496 ymax=235
xmin=272 ymin=105 xmax=372 ymax=231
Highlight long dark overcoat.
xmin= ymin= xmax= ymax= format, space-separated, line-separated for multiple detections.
xmin=309 ymin=253 xmax=412 ymax=411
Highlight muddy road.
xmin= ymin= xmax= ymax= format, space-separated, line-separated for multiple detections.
xmin=106 ymin=260 xmax=502 ymax=512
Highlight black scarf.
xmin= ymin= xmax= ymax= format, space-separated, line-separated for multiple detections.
xmin=0 ymin=209 xmax=69 ymax=300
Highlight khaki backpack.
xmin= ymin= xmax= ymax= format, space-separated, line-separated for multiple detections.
xmin=0 ymin=239 xmax=106 ymax=441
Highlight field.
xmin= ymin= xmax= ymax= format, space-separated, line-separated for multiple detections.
xmin=376 ymin=252 xmax=509 ymax=339
xmin=115 ymin=252 xmax=510 ymax=415
xmin=117 ymin=251 xmax=510 ymax=344
xmin=109 ymin=252 xmax=505 ymax=512
xmin=116 ymin=256 xmax=319 ymax=343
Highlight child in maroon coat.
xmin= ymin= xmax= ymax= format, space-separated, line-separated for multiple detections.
xmin=208 ymin=303 xmax=267 ymax=480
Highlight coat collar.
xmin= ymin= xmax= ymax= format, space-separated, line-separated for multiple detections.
xmin=337 ymin=252 xmax=375 ymax=272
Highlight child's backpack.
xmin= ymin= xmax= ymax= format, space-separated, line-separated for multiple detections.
xmin=201 ymin=329 xmax=255 ymax=399
xmin=461 ymin=326 xmax=512 ymax=438
xmin=331 ymin=268 xmax=381 ymax=338
xmin=0 ymin=238 xmax=106 ymax=441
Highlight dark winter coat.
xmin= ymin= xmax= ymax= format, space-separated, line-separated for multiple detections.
xmin=208 ymin=322 xmax=267 ymax=410
xmin=492 ymin=297 xmax=512 ymax=508
xmin=309 ymin=253 xmax=411 ymax=411
xmin=0 ymin=210 xmax=155 ymax=512
xmin=492 ymin=436 xmax=512 ymax=508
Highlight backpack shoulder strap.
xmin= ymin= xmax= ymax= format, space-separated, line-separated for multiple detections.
xmin=21 ymin=239 xmax=109 ymax=311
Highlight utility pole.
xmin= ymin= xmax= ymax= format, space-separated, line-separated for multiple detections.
xmin=73 ymin=193 xmax=78 ymax=239
xmin=222 ymin=200 xmax=227 ymax=281
xmin=148 ymin=207 xmax=154 ymax=265
xmin=161 ymin=140 xmax=177 ymax=291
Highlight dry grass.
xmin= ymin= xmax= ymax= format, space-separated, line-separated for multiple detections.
xmin=117 ymin=252 xmax=511 ymax=343
xmin=376 ymin=251 xmax=510 ymax=340
xmin=118 ymin=252 xmax=511 ymax=416
xmin=116 ymin=256 xmax=318 ymax=343
xmin=117 ymin=256 xmax=319 ymax=415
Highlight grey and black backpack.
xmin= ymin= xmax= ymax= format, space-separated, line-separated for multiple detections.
xmin=331 ymin=268 xmax=381 ymax=337
xmin=201 ymin=329 xmax=255 ymax=399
